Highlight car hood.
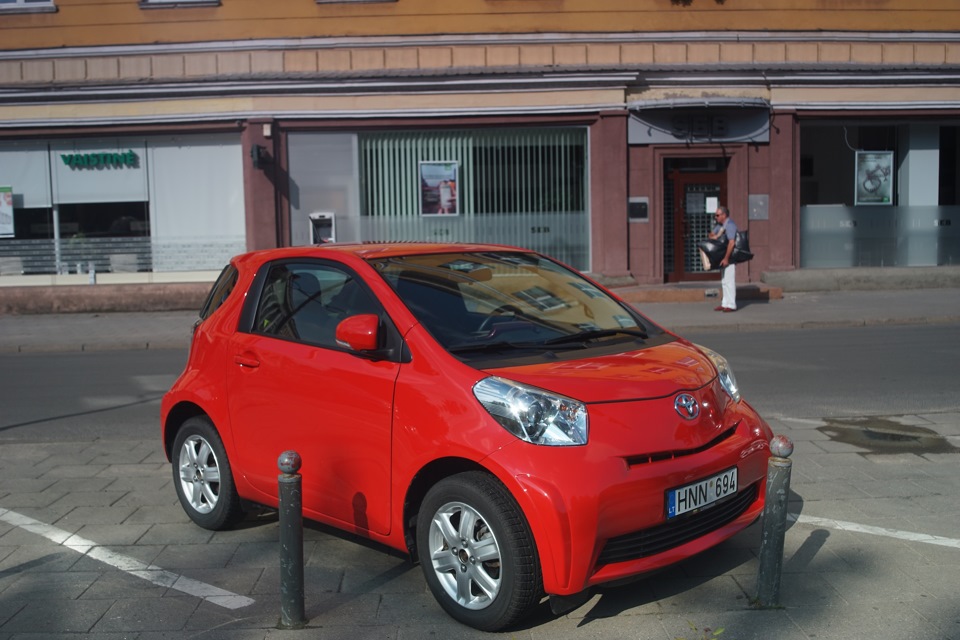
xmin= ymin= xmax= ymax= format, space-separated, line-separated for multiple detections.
xmin=485 ymin=341 xmax=717 ymax=402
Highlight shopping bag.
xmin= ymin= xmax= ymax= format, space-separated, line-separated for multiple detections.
xmin=731 ymin=230 xmax=753 ymax=264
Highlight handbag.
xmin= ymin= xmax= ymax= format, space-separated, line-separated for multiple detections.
xmin=697 ymin=237 xmax=727 ymax=271
xmin=731 ymin=230 xmax=754 ymax=264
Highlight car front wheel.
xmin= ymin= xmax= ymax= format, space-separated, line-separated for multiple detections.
xmin=171 ymin=416 xmax=243 ymax=530
xmin=416 ymin=471 xmax=542 ymax=631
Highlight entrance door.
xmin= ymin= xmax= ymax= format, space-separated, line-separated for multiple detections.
xmin=667 ymin=168 xmax=727 ymax=282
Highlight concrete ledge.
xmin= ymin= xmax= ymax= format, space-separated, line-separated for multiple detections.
xmin=0 ymin=283 xmax=210 ymax=315
xmin=762 ymin=266 xmax=960 ymax=292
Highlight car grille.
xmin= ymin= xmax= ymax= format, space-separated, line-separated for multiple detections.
xmin=596 ymin=483 xmax=759 ymax=566
xmin=624 ymin=425 xmax=737 ymax=467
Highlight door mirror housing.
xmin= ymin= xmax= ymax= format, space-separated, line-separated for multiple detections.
xmin=335 ymin=314 xmax=380 ymax=353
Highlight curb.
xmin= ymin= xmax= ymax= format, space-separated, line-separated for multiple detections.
xmin=1 ymin=341 xmax=189 ymax=353
xmin=0 ymin=283 xmax=210 ymax=315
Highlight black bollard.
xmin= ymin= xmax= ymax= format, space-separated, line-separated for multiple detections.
xmin=278 ymin=450 xmax=306 ymax=629
xmin=756 ymin=435 xmax=794 ymax=608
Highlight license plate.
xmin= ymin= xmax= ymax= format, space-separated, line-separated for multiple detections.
xmin=667 ymin=467 xmax=738 ymax=518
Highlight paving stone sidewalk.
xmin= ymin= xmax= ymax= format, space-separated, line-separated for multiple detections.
xmin=0 ymin=412 xmax=958 ymax=638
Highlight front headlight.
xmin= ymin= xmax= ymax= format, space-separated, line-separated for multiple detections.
xmin=473 ymin=376 xmax=588 ymax=446
xmin=697 ymin=345 xmax=741 ymax=403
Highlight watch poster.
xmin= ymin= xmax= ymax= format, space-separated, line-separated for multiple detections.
xmin=855 ymin=151 xmax=894 ymax=205
xmin=420 ymin=161 xmax=459 ymax=216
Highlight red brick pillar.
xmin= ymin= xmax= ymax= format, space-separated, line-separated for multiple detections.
xmin=241 ymin=118 xmax=281 ymax=251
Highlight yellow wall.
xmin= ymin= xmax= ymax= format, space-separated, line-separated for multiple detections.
xmin=3 ymin=0 xmax=960 ymax=52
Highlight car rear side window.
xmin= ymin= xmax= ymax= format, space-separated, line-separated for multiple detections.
xmin=199 ymin=265 xmax=238 ymax=321
xmin=252 ymin=261 xmax=380 ymax=348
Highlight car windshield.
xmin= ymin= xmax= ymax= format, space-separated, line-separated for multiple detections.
xmin=370 ymin=251 xmax=663 ymax=360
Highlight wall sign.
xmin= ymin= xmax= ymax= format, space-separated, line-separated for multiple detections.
xmin=629 ymin=108 xmax=770 ymax=145
xmin=60 ymin=150 xmax=139 ymax=169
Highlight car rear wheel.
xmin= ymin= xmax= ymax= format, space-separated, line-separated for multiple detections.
xmin=172 ymin=416 xmax=243 ymax=530
xmin=416 ymin=471 xmax=542 ymax=631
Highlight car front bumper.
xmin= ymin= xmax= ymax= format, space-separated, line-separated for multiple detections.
xmin=485 ymin=398 xmax=772 ymax=596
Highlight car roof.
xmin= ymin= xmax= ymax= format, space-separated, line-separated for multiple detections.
xmin=233 ymin=241 xmax=528 ymax=265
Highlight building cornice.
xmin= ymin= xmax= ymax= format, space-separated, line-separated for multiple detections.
xmin=2 ymin=31 xmax=960 ymax=60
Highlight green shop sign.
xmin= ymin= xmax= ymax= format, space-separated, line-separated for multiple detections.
xmin=61 ymin=150 xmax=139 ymax=169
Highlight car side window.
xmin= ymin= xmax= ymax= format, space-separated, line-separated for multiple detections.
xmin=199 ymin=265 xmax=238 ymax=321
xmin=252 ymin=262 xmax=379 ymax=348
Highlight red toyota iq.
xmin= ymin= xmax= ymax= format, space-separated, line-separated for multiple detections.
xmin=161 ymin=242 xmax=773 ymax=631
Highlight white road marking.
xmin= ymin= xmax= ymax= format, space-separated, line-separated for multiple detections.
xmin=0 ymin=507 xmax=255 ymax=609
xmin=792 ymin=513 xmax=960 ymax=549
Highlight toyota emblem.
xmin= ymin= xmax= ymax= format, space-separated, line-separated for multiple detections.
xmin=674 ymin=393 xmax=700 ymax=420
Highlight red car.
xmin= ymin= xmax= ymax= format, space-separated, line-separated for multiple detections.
xmin=161 ymin=242 xmax=773 ymax=631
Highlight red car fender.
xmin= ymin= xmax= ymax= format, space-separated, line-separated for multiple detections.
xmin=478 ymin=443 xmax=608 ymax=596
xmin=502 ymin=471 xmax=574 ymax=594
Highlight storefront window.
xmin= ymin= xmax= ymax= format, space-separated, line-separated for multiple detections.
xmin=359 ymin=128 xmax=589 ymax=270
xmin=799 ymin=122 xmax=960 ymax=267
xmin=12 ymin=208 xmax=54 ymax=240
xmin=57 ymin=202 xmax=149 ymax=239
xmin=0 ymin=134 xmax=244 ymax=277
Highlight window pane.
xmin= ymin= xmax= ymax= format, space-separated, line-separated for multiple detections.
xmin=254 ymin=262 xmax=378 ymax=348
xmin=356 ymin=128 xmax=589 ymax=269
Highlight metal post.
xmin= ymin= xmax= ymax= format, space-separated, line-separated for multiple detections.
xmin=277 ymin=450 xmax=306 ymax=629
xmin=756 ymin=435 xmax=794 ymax=608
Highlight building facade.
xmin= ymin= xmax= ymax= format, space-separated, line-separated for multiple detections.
xmin=1 ymin=0 xmax=959 ymax=286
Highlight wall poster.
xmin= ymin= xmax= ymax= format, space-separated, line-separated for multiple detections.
xmin=855 ymin=151 xmax=894 ymax=205
xmin=0 ymin=186 xmax=13 ymax=238
xmin=419 ymin=161 xmax=459 ymax=216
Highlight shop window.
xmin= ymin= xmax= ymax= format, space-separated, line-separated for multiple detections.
xmin=57 ymin=202 xmax=149 ymax=239
xmin=799 ymin=122 xmax=960 ymax=268
xmin=0 ymin=0 xmax=55 ymax=12
xmin=11 ymin=208 xmax=54 ymax=240
xmin=799 ymin=125 xmax=898 ymax=207
xmin=355 ymin=128 xmax=589 ymax=270
xmin=359 ymin=128 xmax=587 ymax=218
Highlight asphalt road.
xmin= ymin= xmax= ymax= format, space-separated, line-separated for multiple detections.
xmin=1 ymin=323 xmax=956 ymax=443
xmin=684 ymin=324 xmax=960 ymax=420
xmin=0 ymin=349 xmax=185 ymax=442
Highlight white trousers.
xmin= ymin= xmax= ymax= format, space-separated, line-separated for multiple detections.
xmin=721 ymin=262 xmax=737 ymax=310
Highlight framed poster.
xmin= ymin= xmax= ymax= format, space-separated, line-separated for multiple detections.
xmin=0 ymin=186 xmax=13 ymax=238
xmin=420 ymin=161 xmax=459 ymax=216
xmin=855 ymin=151 xmax=894 ymax=205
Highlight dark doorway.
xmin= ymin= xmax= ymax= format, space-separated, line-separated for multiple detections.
xmin=664 ymin=158 xmax=728 ymax=282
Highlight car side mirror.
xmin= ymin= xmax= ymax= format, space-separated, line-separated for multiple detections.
xmin=335 ymin=314 xmax=380 ymax=352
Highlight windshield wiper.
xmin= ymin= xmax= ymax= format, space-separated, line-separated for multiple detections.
xmin=541 ymin=328 xmax=648 ymax=346
xmin=447 ymin=340 xmax=585 ymax=355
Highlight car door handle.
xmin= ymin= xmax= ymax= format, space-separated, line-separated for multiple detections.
xmin=233 ymin=354 xmax=260 ymax=368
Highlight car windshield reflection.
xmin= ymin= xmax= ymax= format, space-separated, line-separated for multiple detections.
xmin=372 ymin=251 xmax=660 ymax=359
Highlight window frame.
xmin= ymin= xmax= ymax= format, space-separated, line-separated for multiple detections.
xmin=0 ymin=0 xmax=56 ymax=14
xmin=138 ymin=0 xmax=219 ymax=8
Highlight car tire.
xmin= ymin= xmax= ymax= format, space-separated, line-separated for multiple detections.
xmin=171 ymin=416 xmax=243 ymax=530
xmin=416 ymin=471 xmax=542 ymax=631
